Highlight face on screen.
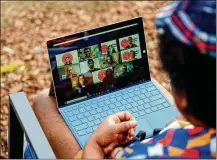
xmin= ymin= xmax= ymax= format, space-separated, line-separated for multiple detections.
xmin=48 ymin=19 xmax=150 ymax=107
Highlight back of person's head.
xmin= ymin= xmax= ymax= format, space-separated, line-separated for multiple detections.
xmin=155 ymin=1 xmax=216 ymax=128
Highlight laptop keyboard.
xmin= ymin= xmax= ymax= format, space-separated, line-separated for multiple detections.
xmin=62 ymin=82 xmax=171 ymax=137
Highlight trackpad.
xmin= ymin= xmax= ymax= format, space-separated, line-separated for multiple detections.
xmin=135 ymin=118 xmax=153 ymax=138
xmin=145 ymin=107 xmax=179 ymax=129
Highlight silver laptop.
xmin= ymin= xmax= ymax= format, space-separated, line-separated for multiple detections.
xmin=47 ymin=17 xmax=179 ymax=148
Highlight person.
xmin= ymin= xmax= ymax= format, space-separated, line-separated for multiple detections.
xmin=119 ymin=65 xmax=128 ymax=77
xmin=25 ymin=1 xmax=216 ymax=159
xmin=102 ymin=68 xmax=116 ymax=90
xmin=66 ymin=66 xmax=77 ymax=78
xmin=65 ymin=57 xmax=72 ymax=65
xmin=78 ymin=75 xmax=87 ymax=88
xmin=107 ymin=45 xmax=117 ymax=54
xmin=102 ymin=55 xmax=118 ymax=68
xmin=87 ymin=59 xmax=100 ymax=72
xmin=125 ymin=37 xmax=137 ymax=49
xmin=83 ymin=47 xmax=92 ymax=59
xmin=82 ymin=1 xmax=216 ymax=159
xmin=129 ymin=50 xmax=136 ymax=61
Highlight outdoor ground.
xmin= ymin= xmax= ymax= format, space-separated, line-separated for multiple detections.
xmin=1 ymin=1 xmax=170 ymax=158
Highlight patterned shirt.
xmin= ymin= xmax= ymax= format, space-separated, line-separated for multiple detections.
xmin=113 ymin=121 xmax=216 ymax=159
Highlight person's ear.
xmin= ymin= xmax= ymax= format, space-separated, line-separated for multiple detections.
xmin=172 ymin=87 xmax=188 ymax=112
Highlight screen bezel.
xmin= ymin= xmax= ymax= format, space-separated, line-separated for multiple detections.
xmin=47 ymin=17 xmax=151 ymax=108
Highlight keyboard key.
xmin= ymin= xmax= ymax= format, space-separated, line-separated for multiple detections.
xmin=109 ymin=104 xmax=116 ymax=109
xmin=94 ymin=119 xmax=101 ymax=125
xmin=134 ymin=87 xmax=140 ymax=91
xmin=151 ymin=90 xmax=159 ymax=95
xmin=81 ymin=118 xmax=88 ymax=123
xmin=116 ymin=96 xmax=122 ymax=101
xmin=98 ymin=102 xmax=104 ymax=107
xmin=103 ymin=106 xmax=109 ymax=111
xmin=132 ymin=107 xmax=139 ymax=113
xmin=128 ymin=89 xmax=134 ymax=93
xmin=100 ymin=112 xmax=107 ymax=118
xmin=122 ymin=91 xmax=128 ymax=95
xmin=139 ymin=94 xmax=146 ymax=99
xmin=125 ymin=104 xmax=131 ymax=109
xmin=133 ymin=112 xmax=140 ymax=118
xmin=115 ymin=102 xmax=121 ymax=107
xmin=64 ymin=108 xmax=72 ymax=113
xmin=86 ymin=128 xmax=93 ymax=134
xmin=145 ymin=93 xmax=152 ymax=97
xmin=157 ymin=104 xmax=164 ymax=109
xmin=110 ymin=98 xmax=117 ymax=103
xmin=93 ymin=126 xmax=98 ymax=131
xmin=75 ymin=123 xmax=88 ymax=131
xmin=73 ymin=110 xmax=79 ymax=115
xmin=131 ymin=102 xmax=138 ymax=107
xmin=127 ymin=98 xmax=134 ymax=103
xmin=129 ymin=93 xmax=135 ymax=98
xmin=84 ymin=112 xmax=90 ymax=117
xmin=87 ymin=116 xmax=94 ymax=121
xmin=92 ymin=104 xmax=98 ymax=109
xmin=150 ymin=94 xmax=162 ymax=101
xmin=143 ymin=98 xmax=150 ymax=103
xmin=118 ymin=106 xmax=126 ymax=111
xmin=143 ymin=104 xmax=151 ymax=108
xmin=146 ymin=83 xmax=153 ymax=87
xmin=138 ymin=105 xmax=144 ymax=110
xmin=86 ymin=107 xmax=92 ymax=111
xmin=78 ymin=130 xmax=86 ymax=136
xmin=79 ymin=108 xmax=85 ymax=113
xmin=66 ymin=112 xmax=73 ymax=117
xmin=104 ymin=100 xmax=110 ymax=105
xmin=139 ymin=110 xmax=146 ymax=116
xmin=113 ymin=108 xmax=120 ymax=113
xmin=96 ymin=108 xmax=103 ymax=113
xmin=133 ymin=96 xmax=140 ymax=101
xmin=145 ymin=108 xmax=152 ymax=114
xmin=134 ymin=91 xmax=140 ymax=95
xmin=163 ymin=102 xmax=170 ymax=108
xmin=141 ymin=89 xmax=147 ymax=94
xmin=150 ymin=99 xmax=166 ymax=106
xmin=69 ymin=116 xmax=77 ymax=122
xmin=77 ymin=114 xmax=83 ymax=119
xmin=120 ymin=100 xmax=128 ymax=105
xmin=146 ymin=86 xmax=156 ymax=92
xmin=90 ymin=110 xmax=97 ymax=115
xmin=137 ymin=100 xmax=143 ymax=105
xmin=71 ymin=120 xmax=81 ymax=126
xmin=107 ymin=110 xmax=113 ymax=115
xmin=94 ymin=114 xmax=101 ymax=119
xmin=87 ymin=121 xmax=95 ymax=127
xmin=122 ymin=94 xmax=129 ymax=99
xmin=151 ymin=106 xmax=158 ymax=112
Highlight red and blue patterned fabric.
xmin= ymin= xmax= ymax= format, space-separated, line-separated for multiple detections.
xmin=113 ymin=126 xmax=216 ymax=159
xmin=155 ymin=1 xmax=216 ymax=58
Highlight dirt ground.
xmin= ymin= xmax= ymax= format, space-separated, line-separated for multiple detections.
xmin=1 ymin=1 xmax=170 ymax=158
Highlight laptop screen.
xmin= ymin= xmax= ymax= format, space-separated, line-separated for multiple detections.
xmin=47 ymin=17 xmax=150 ymax=108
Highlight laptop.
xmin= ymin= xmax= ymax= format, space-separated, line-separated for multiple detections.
xmin=47 ymin=17 xmax=179 ymax=148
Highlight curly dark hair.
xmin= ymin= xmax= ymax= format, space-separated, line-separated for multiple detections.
xmin=159 ymin=32 xmax=216 ymax=128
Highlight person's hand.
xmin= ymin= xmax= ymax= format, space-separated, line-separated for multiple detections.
xmin=82 ymin=111 xmax=137 ymax=159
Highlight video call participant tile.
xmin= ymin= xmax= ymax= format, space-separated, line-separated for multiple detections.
xmin=77 ymin=45 xmax=101 ymax=61
xmin=99 ymin=52 xmax=119 ymax=69
xmin=80 ymin=58 xmax=101 ymax=74
xmin=120 ymin=47 xmax=142 ymax=63
xmin=100 ymin=40 xmax=118 ymax=55
xmin=58 ymin=64 xmax=81 ymax=80
xmin=92 ymin=67 xmax=112 ymax=84
xmin=114 ymin=62 xmax=133 ymax=78
xmin=56 ymin=51 xmax=79 ymax=67
xmin=119 ymin=34 xmax=140 ymax=50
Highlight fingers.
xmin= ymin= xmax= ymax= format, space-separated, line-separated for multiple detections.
xmin=114 ymin=120 xmax=137 ymax=133
xmin=113 ymin=111 xmax=134 ymax=122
